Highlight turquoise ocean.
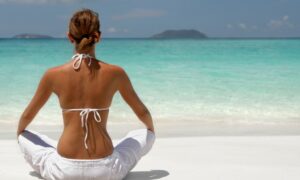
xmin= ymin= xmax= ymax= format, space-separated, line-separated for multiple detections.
xmin=0 ymin=38 xmax=299 ymax=126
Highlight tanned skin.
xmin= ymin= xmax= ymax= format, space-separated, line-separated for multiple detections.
xmin=17 ymin=31 xmax=155 ymax=159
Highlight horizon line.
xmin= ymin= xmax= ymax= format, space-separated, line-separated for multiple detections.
xmin=1 ymin=37 xmax=300 ymax=39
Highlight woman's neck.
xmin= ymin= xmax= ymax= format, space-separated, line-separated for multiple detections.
xmin=75 ymin=49 xmax=96 ymax=57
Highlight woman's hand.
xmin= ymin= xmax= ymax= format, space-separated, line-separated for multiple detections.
xmin=147 ymin=127 xmax=155 ymax=134
xmin=16 ymin=129 xmax=24 ymax=138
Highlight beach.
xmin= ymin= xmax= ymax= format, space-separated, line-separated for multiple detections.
xmin=0 ymin=38 xmax=300 ymax=179
xmin=1 ymin=122 xmax=300 ymax=179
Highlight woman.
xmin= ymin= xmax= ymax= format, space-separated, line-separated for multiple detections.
xmin=17 ymin=8 xmax=155 ymax=180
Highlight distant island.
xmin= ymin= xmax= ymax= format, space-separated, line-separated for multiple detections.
xmin=13 ymin=33 xmax=53 ymax=39
xmin=151 ymin=29 xmax=207 ymax=39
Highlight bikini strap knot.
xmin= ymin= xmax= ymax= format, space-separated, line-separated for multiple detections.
xmin=78 ymin=108 xmax=102 ymax=149
xmin=72 ymin=53 xmax=94 ymax=70
xmin=61 ymin=107 xmax=109 ymax=149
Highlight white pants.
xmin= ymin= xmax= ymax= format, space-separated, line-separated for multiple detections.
xmin=18 ymin=129 xmax=155 ymax=180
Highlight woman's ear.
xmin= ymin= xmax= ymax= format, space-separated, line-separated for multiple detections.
xmin=67 ymin=32 xmax=75 ymax=43
xmin=94 ymin=31 xmax=101 ymax=43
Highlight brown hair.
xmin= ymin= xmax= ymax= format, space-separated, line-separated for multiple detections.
xmin=69 ymin=8 xmax=100 ymax=52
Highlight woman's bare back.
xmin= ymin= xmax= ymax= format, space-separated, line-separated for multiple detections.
xmin=50 ymin=58 xmax=120 ymax=159
xmin=17 ymin=54 xmax=153 ymax=159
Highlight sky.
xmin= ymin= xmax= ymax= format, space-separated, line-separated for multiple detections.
xmin=0 ymin=0 xmax=299 ymax=38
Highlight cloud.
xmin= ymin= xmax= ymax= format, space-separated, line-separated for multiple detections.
xmin=226 ymin=15 xmax=295 ymax=33
xmin=112 ymin=8 xmax=166 ymax=20
xmin=251 ymin=25 xmax=258 ymax=30
xmin=107 ymin=27 xmax=117 ymax=33
xmin=226 ymin=24 xmax=233 ymax=29
xmin=0 ymin=0 xmax=85 ymax=4
xmin=238 ymin=23 xmax=247 ymax=30
xmin=227 ymin=23 xmax=260 ymax=31
xmin=267 ymin=15 xmax=294 ymax=29
xmin=105 ymin=27 xmax=129 ymax=33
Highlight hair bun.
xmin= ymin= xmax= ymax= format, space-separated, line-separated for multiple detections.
xmin=81 ymin=34 xmax=90 ymax=39
xmin=69 ymin=8 xmax=100 ymax=52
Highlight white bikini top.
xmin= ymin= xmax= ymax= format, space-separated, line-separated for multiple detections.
xmin=71 ymin=53 xmax=95 ymax=70
xmin=62 ymin=53 xmax=109 ymax=150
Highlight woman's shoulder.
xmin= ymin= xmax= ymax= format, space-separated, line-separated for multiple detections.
xmin=43 ymin=64 xmax=66 ymax=74
xmin=44 ymin=59 xmax=76 ymax=74
xmin=100 ymin=63 xmax=131 ymax=84
xmin=41 ymin=63 xmax=70 ymax=80
xmin=101 ymin=62 xmax=127 ymax=76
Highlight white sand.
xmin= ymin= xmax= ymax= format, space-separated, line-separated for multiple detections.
xmin=1 ymin=136 xmax=300 ymax=180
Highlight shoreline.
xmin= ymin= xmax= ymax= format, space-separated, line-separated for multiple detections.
xmin=2 ymin=121 xmax=300 ymax=140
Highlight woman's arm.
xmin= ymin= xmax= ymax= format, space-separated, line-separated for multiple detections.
xmin=117 ymin=67 xmax=155 ymax=133
xmin=17 ymin=70 xmax=53 ymax=137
